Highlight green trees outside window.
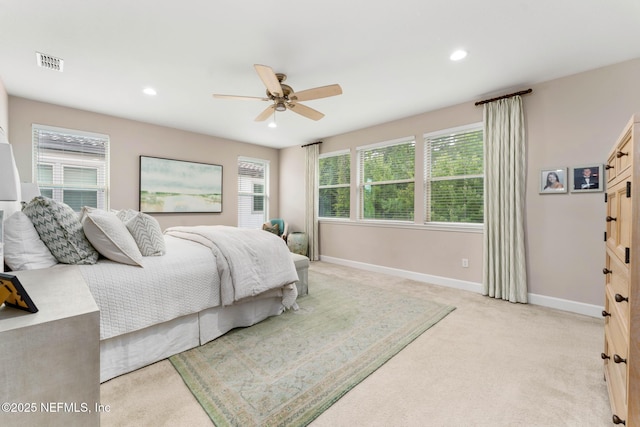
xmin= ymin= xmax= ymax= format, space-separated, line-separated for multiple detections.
xmin=317 ymin=124 xmax=483 ymax=225
xmin=360 ymin=140 xmax=415 ymax=221
xmin=319 ymin=152 xmax=350 ymax=218
xmin=426 ymin=128 xmax=483 ymax=223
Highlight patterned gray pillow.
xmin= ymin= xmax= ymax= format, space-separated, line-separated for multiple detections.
xmin=22 ymin=196 xmax=99 ymax=264
xmin=116 ymin=209 xmax=166 ymax=256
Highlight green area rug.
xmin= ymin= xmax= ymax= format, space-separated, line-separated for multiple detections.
xmin=169 ymin=270 xmax=455 ymax=427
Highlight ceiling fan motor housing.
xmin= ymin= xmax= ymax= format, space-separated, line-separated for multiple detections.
xmin=213 ymin=64 xmax=341 ymax=122
xmin=266 ymin=82 xmax=293 ymax=101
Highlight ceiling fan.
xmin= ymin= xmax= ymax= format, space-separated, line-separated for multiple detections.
xmin=213 ymin=64 xmax=342 ymax=122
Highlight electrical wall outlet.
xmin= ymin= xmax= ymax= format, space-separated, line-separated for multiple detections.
xmin=462 ymin=258 xmax=469 ymax=268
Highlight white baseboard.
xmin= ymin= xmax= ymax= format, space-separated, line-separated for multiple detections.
xmin=319 ymin=256 xmax=604 ymax=318
xmin=526 ymin=293 xmax=603 ymax=318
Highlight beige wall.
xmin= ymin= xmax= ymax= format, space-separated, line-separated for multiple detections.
xmin=278 ymin=146 xmax=307 ymax=233
xmin=280 ymin=58 xmax=640 ymax=307
xmin=6 ymin=58 xmax=640 ymax=307
xmin=8 ymin=97 xmax=280 ymax=231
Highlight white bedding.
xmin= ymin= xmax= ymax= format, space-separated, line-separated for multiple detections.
xmin=78 ymin=235 xmax=220 ymax=340
xmin=165 ymin=225 xmax=299 ymax=307
xmin=79 ymin=226 xmax=299 ymax=341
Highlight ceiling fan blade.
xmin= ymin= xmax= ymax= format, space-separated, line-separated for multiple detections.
xmin=255 ymin=105 xmax=275 ymax=121
xmin=254 ymin=64 xmax=283 ymax=97
xmin=290 ymin=84 xmax=343 ymax=102
xmin=286 ymin=102 xmax=325 ymax=121
xmin=213 ymin=94 xmax=270 ymax=101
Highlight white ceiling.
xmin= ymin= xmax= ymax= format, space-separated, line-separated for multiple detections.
xmin=1 ymin=1 xmax=639 ymax=149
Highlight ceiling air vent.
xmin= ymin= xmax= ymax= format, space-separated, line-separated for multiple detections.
xmin=36 ymin=52 xmax=64 ymax=72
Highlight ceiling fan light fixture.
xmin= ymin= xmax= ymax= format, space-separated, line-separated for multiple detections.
xmin=268 ymin=113 xmax=277 ymax=128
xmin=275 ymin=102 xmax=287 ymax=112
xmin=450 ymin=49 xmax=467 ymax=61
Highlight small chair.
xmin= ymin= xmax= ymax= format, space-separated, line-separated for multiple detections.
xmin=267 ymin=218 xmax=289 ymax=241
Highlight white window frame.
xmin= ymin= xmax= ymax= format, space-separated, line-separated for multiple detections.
xmin=318 ymin=149 xmax=351 ymax=219
xmin=424 ymin=122 xmax=484 ymax=227
xmin=32 ymin=124 xmax=110 ymax=211
xmin=357 ymin=136 xmax=416 ymax=222
xmin=237 ymin=156 xmax=269 ymax=228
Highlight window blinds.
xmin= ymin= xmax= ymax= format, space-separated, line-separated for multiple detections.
xmin=424 ymin=127 xmax=483 ymax=223
xmin=319 ymin=151 xmax=350 ymax=218
xmin=32 ymin=125 xmax=109 ymax=211
xmin=358 ymin=139 xmax=415 ymax=221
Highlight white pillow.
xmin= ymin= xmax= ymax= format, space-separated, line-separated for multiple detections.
xmin=3 ymin=211 xmax=58 ymax=271
xmin=81 ymin=208 xmax=144 ymax=267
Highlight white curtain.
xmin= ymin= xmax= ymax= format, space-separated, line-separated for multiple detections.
xmin=483 ymin=96 xmax=528 ymax=303
xmin=305 ymin=144 xmax=319 ymax=261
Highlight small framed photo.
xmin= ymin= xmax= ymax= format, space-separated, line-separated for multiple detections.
xmin=571 ymin=164 xmax=603 ymax=193
xmin=0 ymin=273 xmax=38 ymax=313
xmin=540 ymin=167 xmax=568 ymax=194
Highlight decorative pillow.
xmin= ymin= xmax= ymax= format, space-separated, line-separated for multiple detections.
xmin=262 ymin=222 xmax=279 ymax=235
xmin=22 ymin=197 xmax=99 ymax=265
xmin=116 ymin=209 xmax=165 ymax=256
xmin=3 ymin=211 xmax=58 ymax=271
xmin=81 ymin=207 xmax=144 ymax=266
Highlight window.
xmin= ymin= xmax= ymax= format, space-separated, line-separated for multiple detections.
xmin=238 ymin=157 xmax=268 ymax=228
xmin=358 ymin=138 xmax=415 ymax=221
xmin=318 ymin=151 xmax=350 ymax=218
xmin=32 ymin=125 xmax=109 ymax=211
xmin=424 ymin=124 xmax=483 ymax=223
xmin=252 ymin=183 xmax=264 ymax=213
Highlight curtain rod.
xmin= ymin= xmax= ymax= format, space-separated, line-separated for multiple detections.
xmin=301 ymin=141 xmax=323 ymax=148
xmin=475 ymin=88 xmax=532 ymax=106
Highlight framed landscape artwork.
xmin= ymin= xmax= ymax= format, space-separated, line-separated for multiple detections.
xmin=139 ymin=156 xmax=223 ymax=213
xmin=570 ymin=164 xmax=603 ymax=193
xmin=539 ymin=167 xmax=568 ymax=194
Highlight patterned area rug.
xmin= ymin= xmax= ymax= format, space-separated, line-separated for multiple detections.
xmin=169 ymin=270 xmax=455 ymax=427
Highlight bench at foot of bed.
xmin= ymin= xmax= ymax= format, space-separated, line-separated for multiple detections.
xmin=290 ymin=253 xmax=309 ymax=297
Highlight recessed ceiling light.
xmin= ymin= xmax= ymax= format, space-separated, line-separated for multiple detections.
xmin=143 ymin=87 xmax=157 ymax=96
xmin=450 ymin=50 xmax=467 ymax=61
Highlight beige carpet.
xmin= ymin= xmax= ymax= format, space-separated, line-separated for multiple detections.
xmin=101 ymin=261 xmax=612 ymax=427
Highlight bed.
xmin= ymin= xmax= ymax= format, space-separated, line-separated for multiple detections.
xmin=2 ymin=197 xmax=303 ymax=382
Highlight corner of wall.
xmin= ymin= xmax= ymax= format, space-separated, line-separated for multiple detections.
xmin=0 ymin=76 xmax=8 ymax=132
xmin=278 ymin=145 xmax=306 ymax=232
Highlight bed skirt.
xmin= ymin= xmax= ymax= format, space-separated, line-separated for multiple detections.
xmin=100 ymin=296 xmax=284 ymax=382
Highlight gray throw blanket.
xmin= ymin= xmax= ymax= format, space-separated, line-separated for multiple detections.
xmin=164 ymin=225 xmax=298 ymax=308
